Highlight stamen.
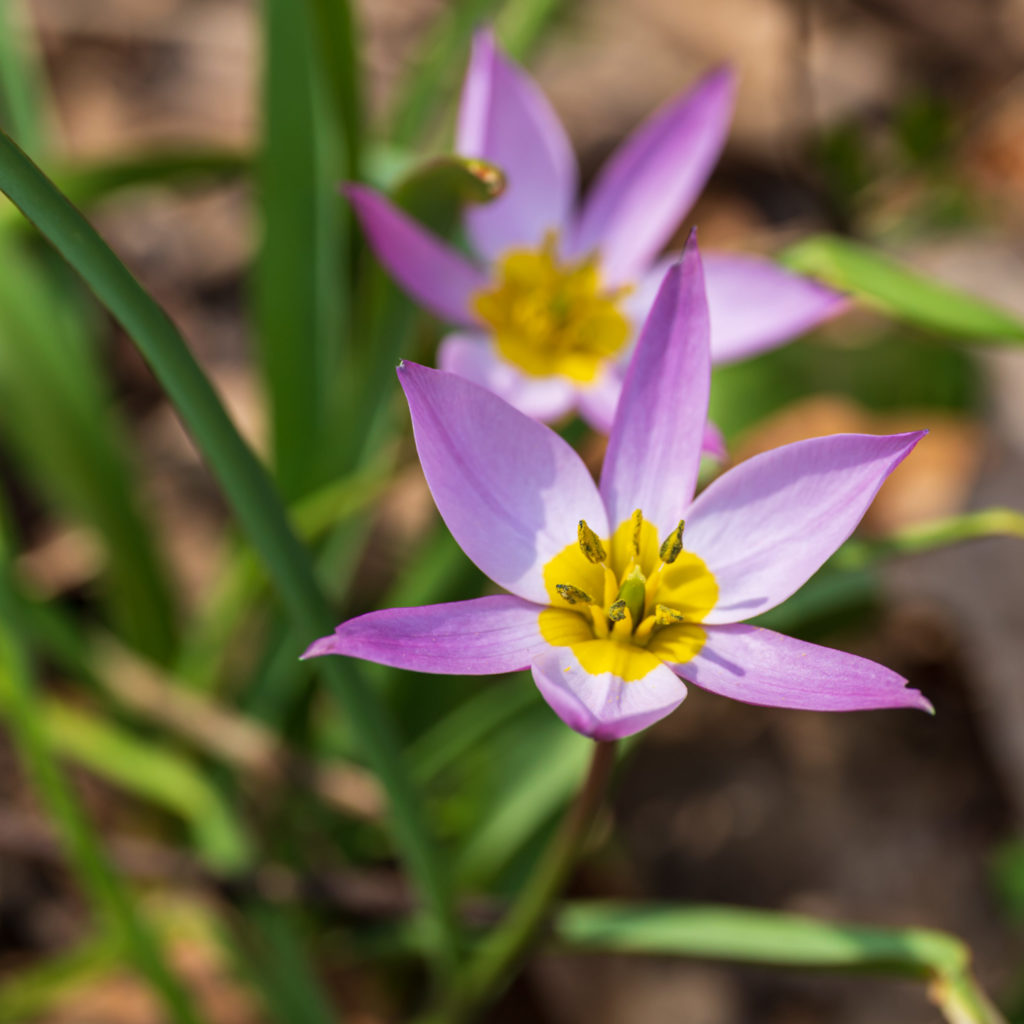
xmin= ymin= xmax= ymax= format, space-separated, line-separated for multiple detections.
xmin=655 ymin=604 xmax=686 ymax=625
xmin=632 ymin=614 xmax=657 ymax=646
xmin=602 ymin=565 xmax=619 ymax=608
xmin=610 ymin=608 xmax=634 ymax=643
xmin=659 ymin=520 xmax=686 ymax=564
xmin=607 ymin=600 xmax=628 ymax=622
xmin=630 ymin=509 xmax=643 ymax=558
xmin=555 ymin=583 xmax=593 ymax=605
xmin=588 ymin=605 xmax=610 ymax=640
xmin=578 ymin=520 xmax=607 ymax=564
xmin=616 ymin=566 xmax=647 ymax=626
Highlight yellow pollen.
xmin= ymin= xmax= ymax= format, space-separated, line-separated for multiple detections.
xmin=471 ymin=231 xmax=633 ymax=382
xmin=539 ymin=511 xmax=719 ymax=681
xmin=577 ymin=519 xmax=607 ymax=564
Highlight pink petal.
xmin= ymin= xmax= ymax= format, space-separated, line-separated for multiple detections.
xmin=531 ymin=645 xmax=687 ymax=740
xmin=601 ymin=237 xmax=710 ymax=539
xmin=685 ymin=431 xmax=926 ymax=624
xmin=702 ymin=421 xmax=728 ymax=461
xmin=301 ymin=596 xmax=548 ymax=674
xmin=703 ymin=253 xmax=850 ymax=364
xmin=569 ymin=68 xmax=736 ymax=284
xmin=438 ymin=333 xmax=577 ymax=422
xmin=398 ymin=361 xmax=607 ymax=605
xmin=346 ymin=184 xmax=484 ymax=325
xmin=675 ymin=623 xmax=933 ymax=712
xmin=457 ymin=29 xmax=576 ymax=260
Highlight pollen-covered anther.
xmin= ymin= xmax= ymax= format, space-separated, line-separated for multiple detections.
xmin=555 ymin=583 xmax=593 ymax=605
xmin=630 ymin=508 xmax=643 ymax=557
xmin=655 ymin=604 xmax=686 ymax=625
xmin=659 ymin=519 xmax=686 ymax=564
xmin=607 ymin=599 xmax=628 ymax=622
xmin=578 ymin=520 xmax=607 ymax=564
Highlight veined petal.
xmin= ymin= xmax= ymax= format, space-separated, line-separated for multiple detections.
xmin=531 ymin=643 xmax=687 ymax=740
xmin=674 ymin=623 xmax=933 ymax=712
xmin=686 ymin=431 xmax=926 ymax=623
xmin=398 ymin=361 xmax=607 ymax=604
xmin=301 ymin=595 xmax=548 ymax=674
xmin=346 ymin=184 xmax=485 ymax=325
xmin=601 ymin=237 xmax=710 ymax=538
xmin=569 ymin=68 xmax=735 ymax=284
xmin=439 ymin=333 xmax=577 ymax=422
xmin=703 ymin=253 xmax=850 ymax=364
xmin=457 ymin=28 xmax=577 ymax=259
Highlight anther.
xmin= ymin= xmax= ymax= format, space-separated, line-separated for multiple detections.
xmin=555 ymin=583 xmax=593 ymax=606
xmin=659 ymin=520 xmax=686 ymax=564
xmin=654 ymin=604 xmax=686 ymax=625
xmin=578 ymin=520 xmax=607 ymax=563
xmin=607 ymin=600 xmax=628 ymax=622
xmin=630 ymin=509 xmax=643 ymax=557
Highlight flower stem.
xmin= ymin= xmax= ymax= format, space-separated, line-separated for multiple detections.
xmin=423 ymin=739 xmax=618 ymax=1024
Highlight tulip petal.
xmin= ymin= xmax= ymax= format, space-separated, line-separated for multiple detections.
xmin=601 ymin=238 xmax=710 ymax=539
xmin=302 ymin=595 xmax=549 ymax=674
xmin=570 ymin=68 xmax=735 ymax=283
xmin=703 ymin=253 xmax=850 ymax=363
xmin=702 ymin=421 xmax=728 ymax=461
xmin=686 ymin=431 xmax=926 ymax=623
xmin=457 ymin=29 xmax=576 ymax=259
xmin=675 ymin=623 xmax=933 ymax=712
xmin=345 ymin=184 xmax=485 ymax=325
xmin=531 ymin=643 xmax=687 ymax=740
xmin=439 ymin=333 xmax=577 ymax=422
xmin=398 ymin=361 xmax=607 ymax=604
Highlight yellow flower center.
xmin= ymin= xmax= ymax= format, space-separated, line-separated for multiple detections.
xmin=539 ymin=510 xmax=718 ymax=681
xmin=471 ymin=232 xmax=632 ymax=383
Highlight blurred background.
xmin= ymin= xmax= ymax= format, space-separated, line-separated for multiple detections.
xmin=3 ymin=0 xmax=1024 ymax=1021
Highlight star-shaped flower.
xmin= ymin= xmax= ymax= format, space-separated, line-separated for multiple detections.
xmin=347 ymin=29 xmax=847 ymax=437
xmin=304 ymin=239 xmax=929 ymax=740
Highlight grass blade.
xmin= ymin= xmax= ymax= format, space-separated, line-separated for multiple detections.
xmin=0 ymin=237 xmax=179 ymax=662
xmin=0 ymin=559 xmax=208 ymax=1024
xmin=0 ymin=128 xmax=460 ymax=969
xmin=835 ymin=507 xmax=1024 ymax=568
xmin=304 ymin=0 xmax=363 ymax=183
xmin=257 ymin=0 xmax=343 ymax=498
xmin=388 ymin=0 xmax=504 ymax=147
xmin=36 ymin=699 xmax=253 ymax=873
xmin=497 ymin=0 xmax=568 ymax=58
xmin=555 ymin=901 xmax=966 ymax=971
xmin=781 ymin=235 xmax=1024 ymax=342
xmin=0 ymin=0 xmax=47 ymax=157
xmin=555 ymin=902 xmax=1005 ymax=1024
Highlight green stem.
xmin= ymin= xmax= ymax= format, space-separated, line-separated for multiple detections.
xmin=0 ymin=128 xmax=460 ymax=970
xmin=423 ymin=740 xmax=617 ymax=1024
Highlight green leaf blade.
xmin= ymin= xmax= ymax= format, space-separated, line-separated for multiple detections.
xmin=781 ymin=235 xmax=1024 ymax=343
